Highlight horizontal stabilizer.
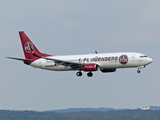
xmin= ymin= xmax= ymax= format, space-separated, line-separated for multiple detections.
xmin=6 ymin=57 xmax=32 ymax=62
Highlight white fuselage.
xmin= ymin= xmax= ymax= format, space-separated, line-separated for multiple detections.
xmin=7 ymin=31 xmax=153 ymax=77
xmin=30 ymin=52 xmax=153 ymax=71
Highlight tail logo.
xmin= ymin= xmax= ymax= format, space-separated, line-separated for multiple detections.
xmin=24 ymin=42 xmax=34 ymax=53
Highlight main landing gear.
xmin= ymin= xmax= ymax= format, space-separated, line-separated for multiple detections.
xmin=87 ymin=72 xmax=93 ymax=77
xmin=76 ymin=71 xmax=82 ymax=76
xmin=76 ymin=71 xmax=93 ymax=77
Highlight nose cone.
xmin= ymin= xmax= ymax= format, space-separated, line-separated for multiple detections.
xmin=146 ymin=57 xmax=153 ymax=64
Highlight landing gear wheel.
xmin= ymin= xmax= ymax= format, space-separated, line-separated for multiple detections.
xmin=76 ymin=72 xmax=82 ymax=76
xmin=87 ymin=72 xmax=93 ymax=77
xmin=137 ymin=70 xmax=141 ymax=73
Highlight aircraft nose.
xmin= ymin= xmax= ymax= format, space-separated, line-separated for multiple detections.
xmin=147 ymin=57 xmax=153 ymax=64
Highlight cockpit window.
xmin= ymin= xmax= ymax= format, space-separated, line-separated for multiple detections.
xmin=140 ymin=55 xmax=147 ymax=58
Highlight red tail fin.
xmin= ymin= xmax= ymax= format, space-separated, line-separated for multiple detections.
xmin=19 ymin=31 xmax=51 ymax=64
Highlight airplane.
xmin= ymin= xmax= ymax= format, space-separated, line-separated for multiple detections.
xmin=7 ymin=31 xmax=153 ymax=77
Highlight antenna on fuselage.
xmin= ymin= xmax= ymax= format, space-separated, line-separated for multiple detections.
xmin=95 ymin=51 xmax=98 ymax=54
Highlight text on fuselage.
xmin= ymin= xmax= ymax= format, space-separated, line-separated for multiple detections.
xmin=78 ymin=56 xmax=119 ymax=63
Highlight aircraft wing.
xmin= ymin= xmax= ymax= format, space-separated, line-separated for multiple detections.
xmin=38 ymin=56 xmax=84 ymax=70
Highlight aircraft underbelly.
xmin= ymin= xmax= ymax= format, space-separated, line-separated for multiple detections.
xmin=98 ymin=61 xmax=122 ymax=69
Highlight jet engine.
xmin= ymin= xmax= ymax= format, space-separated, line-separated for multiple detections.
xmin=82 ymin=64 xmax=98 ymax=71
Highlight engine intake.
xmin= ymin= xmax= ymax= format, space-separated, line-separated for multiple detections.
xmin=82 ymin=64 xmax=98 ymax=71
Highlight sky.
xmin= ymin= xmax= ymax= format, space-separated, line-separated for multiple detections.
xmin=1 ymin=0 xmax=160 ymax=111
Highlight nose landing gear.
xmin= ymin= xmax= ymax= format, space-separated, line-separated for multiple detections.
xmin=137 ymin=69 xmax=141 ymax=73
xmin=137 ymin=66 xmax=145 ymax=73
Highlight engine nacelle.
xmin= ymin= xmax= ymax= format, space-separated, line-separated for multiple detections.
xmin=82 ymin=64 xmax=98 ymax=71
xmin=100 ymin=68 xmax=116 ymax=73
